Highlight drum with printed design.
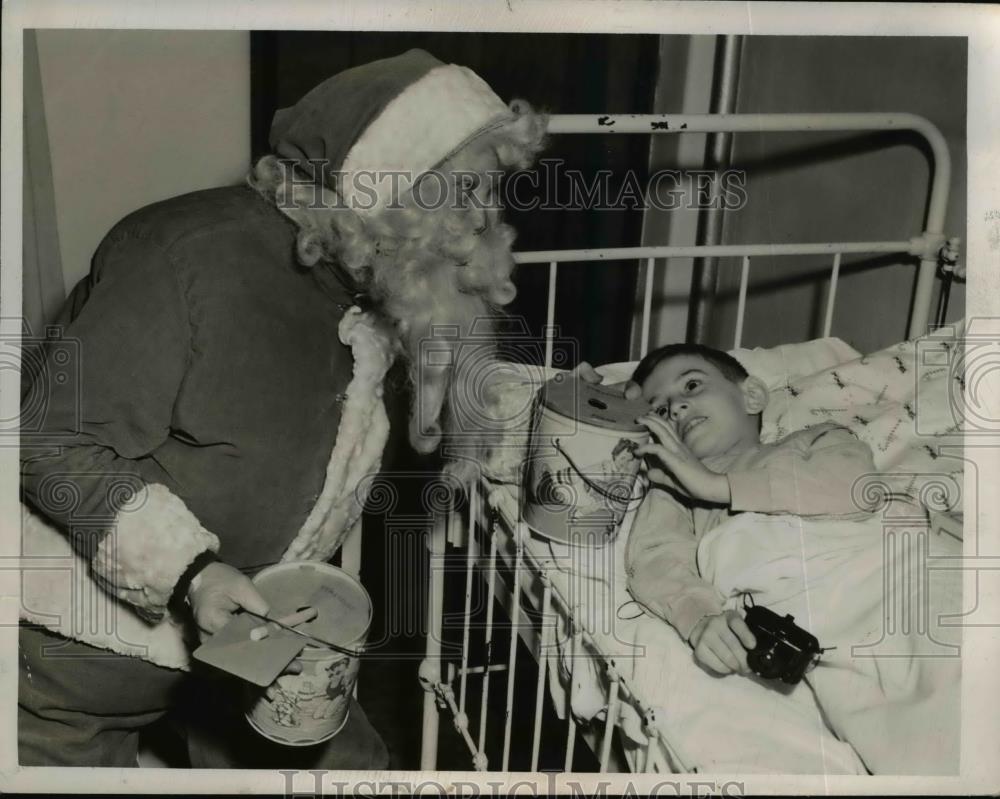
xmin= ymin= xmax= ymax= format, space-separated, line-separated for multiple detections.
xmin=523 ymin=375 xmax=650 ymax=546
xmin=244 ymin=561 xmax=372 ymax=746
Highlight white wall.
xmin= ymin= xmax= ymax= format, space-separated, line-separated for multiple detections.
xmin=35 ymin=29 xmax=250 ymax=292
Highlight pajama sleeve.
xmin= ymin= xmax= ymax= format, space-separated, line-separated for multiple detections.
xmin=20 ymin=229 xmax=219 ymax=622
xmin=625 ymin=485 xmax=726 ymax=641
xmin=726 ymin=423 xmax=878 ymax=518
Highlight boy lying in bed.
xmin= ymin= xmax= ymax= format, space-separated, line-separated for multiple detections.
xmin=624 ymin=343 xmax=876 ymax=671
xmin=620 ymin=343 xmax=960 ymax=775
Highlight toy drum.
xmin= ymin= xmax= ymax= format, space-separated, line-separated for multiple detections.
xmin=244 ymin=561 xmax=372 ymax=746
xmin=523 ymin=375 xmax=651 ymax=546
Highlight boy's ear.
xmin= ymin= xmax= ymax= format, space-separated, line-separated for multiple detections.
xmin=740 ymin=376 xmax=769 ymax=414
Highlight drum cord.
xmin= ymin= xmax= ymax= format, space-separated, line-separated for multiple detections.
xmin=551 ymin=438 xmax=650 ymax=510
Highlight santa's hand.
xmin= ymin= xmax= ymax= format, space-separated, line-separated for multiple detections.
xmin=689 ymin=610 xmax=757 ymax=675
xmin=571 ymin=361 xmax=642 ymax=399
xmin=635 ymin=413 xmax=730 ymax=504
xmin=281 ymin=659 xmax=304 ymax=677
xmin=188 ymin=562 xmax=270 ymax=642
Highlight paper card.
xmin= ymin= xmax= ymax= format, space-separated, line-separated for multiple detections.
xmin=192 ymin=613 xmax=307 ymax=687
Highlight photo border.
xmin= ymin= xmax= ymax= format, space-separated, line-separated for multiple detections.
xmin=2 ymin=0 xmax=998 ymax=794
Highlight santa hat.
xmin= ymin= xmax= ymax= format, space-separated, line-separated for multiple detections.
xmin=269 ymin=48 xmax=511 ymax=216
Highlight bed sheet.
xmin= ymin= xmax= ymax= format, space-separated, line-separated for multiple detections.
xmin=697 ymin=510 xmax=962 ymax=775
xmin=485 ymin=485 xmax=867 ymax=775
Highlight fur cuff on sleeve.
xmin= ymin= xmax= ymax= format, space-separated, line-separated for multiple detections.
xmin=91 ymin=483 xmax=220 ymax=621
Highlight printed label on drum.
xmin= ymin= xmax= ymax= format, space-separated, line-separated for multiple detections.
xmin=529 ymin=436 xmax=640 ymax=515
xmin=246 ymin=652 xmax=360 ymax=746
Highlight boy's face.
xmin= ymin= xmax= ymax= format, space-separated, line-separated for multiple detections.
xmin=640 ymin=355 xmax=761 ymax=459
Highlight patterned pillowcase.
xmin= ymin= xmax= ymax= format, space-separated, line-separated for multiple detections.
xmin=762 ymin=322 xmax=965 ymax=514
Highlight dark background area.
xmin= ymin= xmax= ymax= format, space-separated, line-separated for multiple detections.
xmin=249 ymin=30 xmax=659 ymax=368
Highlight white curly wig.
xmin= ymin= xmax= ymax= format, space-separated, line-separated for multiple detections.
xmin=248 ymin=99 xmax=548 ymax=483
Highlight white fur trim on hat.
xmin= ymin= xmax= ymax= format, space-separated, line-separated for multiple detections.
xmin=339 ymin=63 xmax=510 ymax=216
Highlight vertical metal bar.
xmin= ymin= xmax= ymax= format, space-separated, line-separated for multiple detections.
xmin=531 ymin=576 xmax=554 ymax=771
xmin=935 ymin=268 xmax=954 ymax=328
xmin=545 ymin=261 xmax=558 ymax=368
xmin=822 ymin=252 xmax=842 ymax=338
xmin=598 ymin=671 xmax=622 ymax=773
xmin=563 ymin=629 xmax=578 ymax=772
xmin=687 ymin=34 xmax=745 ymax=345
xmin=640 ymin=256 xmax=655 ymax=358
xmin=458 ymin=482 xmax=478 ymax=717
xmin=501 ymin=524 xmax=525 ymax=770
xmin=641 ymin=709 xmax=658 ymax=773
xmin=419 ymin=507 xmax=449 ymax=770
xmin=644 ymin=736 xmax=660 ymax=773
xmin=339 ymin=518 xmax=362 ymax=578
xmin=910 ymin=257 xmax=938 ymax=339
xmin=477 ymin=529 xmax=499 ymax=759
xmin=733 ymin=255 xmax=750 ymax=349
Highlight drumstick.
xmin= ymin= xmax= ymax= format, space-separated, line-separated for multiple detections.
xmin=249 ymin=606 xmax=318 ymax=641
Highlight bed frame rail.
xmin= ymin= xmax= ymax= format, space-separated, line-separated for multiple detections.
xmin=414 ymin=112 xmax=958 ymax=772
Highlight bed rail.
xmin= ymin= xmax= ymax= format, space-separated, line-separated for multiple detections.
xmin=520 ymin=112 xmax=955 ymax=362
xmin=419 ymin=482 xmax=692 ymax=773
xmin=416 ymin=112 xmax=958 ymax=772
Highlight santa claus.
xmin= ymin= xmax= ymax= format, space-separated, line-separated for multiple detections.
xmin=19 ymin=48 xmax=546 ymax=769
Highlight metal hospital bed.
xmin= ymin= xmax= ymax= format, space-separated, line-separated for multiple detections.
xmin=403 ymin=112 xmax=961 ymax=773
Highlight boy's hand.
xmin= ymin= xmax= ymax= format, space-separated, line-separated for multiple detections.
xmin=572 ymin=361 xmax=642 ymax=400
xmin=689 ymin=610 xmax=757 ymax=675
xmin=635 ymin=413 xmax=731 ymax=504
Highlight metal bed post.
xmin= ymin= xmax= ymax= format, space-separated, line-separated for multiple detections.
xmin=456 ymin=482 xmax=478 ymax=733
xmin=689 ymin=34 xmax=744 ymax=345
xmin=530 ymin=572 xmax=554 ymax=772
xmin=500 ymin=521 xmax=526 ymax=770
xmin=339 ymin=518 xmax=362 ymax=578
xmin=639 ymin=256 xmax=655 ymax=358
xmin=418 ymin=501 xmax=450 ymax=770
xmin=546 ymin=112 xmax=952 ymax=340
xmin=476 ymin=525 xmax=500 ymax=766
xmin=419 ymin=111 xmax=956 ymax=775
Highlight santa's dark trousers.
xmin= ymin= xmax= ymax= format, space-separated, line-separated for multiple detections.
xmin=19 ymin=624 xmax=389 ymax=769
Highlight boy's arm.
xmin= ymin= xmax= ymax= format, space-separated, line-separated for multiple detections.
xmin=625 ymin=485 xmax=727 ymax=641
xmin=727 ymin=423 xmax=877 ymax=517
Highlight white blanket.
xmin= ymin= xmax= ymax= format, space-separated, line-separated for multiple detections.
xmin=538 ymin=501 xmax=962 ymax=774
xmin=698 ymin=511 xmax=963 ymax=775
xmin=529 ymin=494 xmax=867 ymax=775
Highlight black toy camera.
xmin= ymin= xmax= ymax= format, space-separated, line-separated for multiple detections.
xmin=743 ymin=601 xmax=822 ymax=685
